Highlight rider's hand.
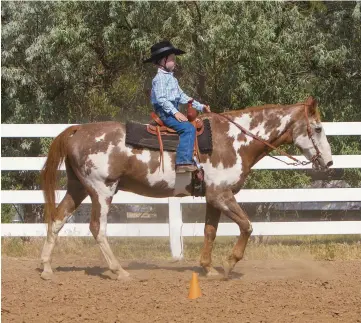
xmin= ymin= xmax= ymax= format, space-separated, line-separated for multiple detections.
xmin=203 ymin=105 xmax=211 ymax=113
xmin=174 ymin=112 xmax=188 ymax=122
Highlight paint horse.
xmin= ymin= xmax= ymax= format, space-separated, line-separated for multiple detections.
xmin=40 ymin=96 xmax=333 ymax=280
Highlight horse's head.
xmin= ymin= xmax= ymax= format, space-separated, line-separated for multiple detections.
xmin=292 ymin=97 xmax=333 ymax=170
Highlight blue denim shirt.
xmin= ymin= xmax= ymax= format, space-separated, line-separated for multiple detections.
xmin=151 ymin=68 xmax=204 ymax=118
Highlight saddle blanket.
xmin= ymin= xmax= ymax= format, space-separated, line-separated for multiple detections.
xmin=125 ymin=119 xmax=212 ymax=153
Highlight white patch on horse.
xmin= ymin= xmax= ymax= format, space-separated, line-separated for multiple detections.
xmin=295 ymin=122 xmax=332 ymax=166
xmin=220 ymin=203 xmax=229 ymax=212
xmin=86 ymin=143 xmax=115 ymax=177
xmin=276 ymin=115 xmax=291 ymax=134
xmin=294 ymin=132 xmax=320 ymax=164
xmin=146 ymin=152 xmax=176 ymax=188
xmin=229 ymin=114 xmax=253 ymax=146
xmin=247 ymin=219 xmax=253 ymax=233
xmin=117 ymin=138 xmax=175 ymax=189
xmin=92 ymin=188 xmax=122 ymax=273
xmin=314 ymin=123 xmax=332 ymax=163
xmin=98 ymin=197 xmax=110 ymax=239
xmin=118 ymin=139 xmax=151 ymax=163
xmin=232 ymin=114 xmax=252 ymax=130
xmin=84 ymin=144 xmax=118 ymax=223
xmin=234 ymin=111 xmax=273 ymax=141
xmin=251 ymin=121 xmax=271 ymax=141
xmin=135 ymin=150 xmax=151 ymax=163
xmin=95 ymin=134 xmax=106 ymax=142
xmin=294 ymin=134 xmax=310 ymax=150
xmin=53 ymin=219 xmax=66 ymax=233
xmin=202 ymin=114 xmax=255 ymax=187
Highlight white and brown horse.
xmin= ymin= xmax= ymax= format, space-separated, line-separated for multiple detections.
xmin=40 ymin=96 xmax=333 ymax=280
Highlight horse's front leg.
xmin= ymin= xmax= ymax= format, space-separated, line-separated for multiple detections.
xmin=200 ymin=202 xmax=221 ymax=277
xmin=206 ymin=189 xmax=253 ymax=279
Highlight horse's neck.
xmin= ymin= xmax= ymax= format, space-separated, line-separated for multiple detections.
xmin=229 ymin=105 xmax=297 ymax=165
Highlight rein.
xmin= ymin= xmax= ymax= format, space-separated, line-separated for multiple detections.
xmin=207 ymin=104 xmax=321 ymax=167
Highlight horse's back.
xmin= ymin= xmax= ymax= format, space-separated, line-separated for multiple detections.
xmin=75 ymin=121 xmax=124 ymax=137
xmin=66 ymin=121 xmax=125 ymax=170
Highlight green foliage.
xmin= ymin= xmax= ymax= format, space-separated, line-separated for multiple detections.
xmin=245 ymin=170 xmax=312 ymax=189
xmin=1 ymin=1 xmax=360 ymax=200
xmin=1 ymin=205 xmax=15 ymax=223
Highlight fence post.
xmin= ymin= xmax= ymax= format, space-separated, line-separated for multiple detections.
xmin=168 ymin=197 xmax=183 ymax=259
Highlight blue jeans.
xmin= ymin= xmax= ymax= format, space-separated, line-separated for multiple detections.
xmin=160 ymin=115 xmax=196 ymax=165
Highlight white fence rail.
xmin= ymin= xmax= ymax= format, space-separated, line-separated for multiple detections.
xmin=3 ymin=221 xmax=361 ymax=237
xmin=1 ymin=122 xmax=361 ymax=259
xmin=2 ymin=155 xmax=361 ymax=170
xmin=2 ymin=122 xmax=361 ymax=137
xmin=2 ymin=188 xmax=361 ymax=204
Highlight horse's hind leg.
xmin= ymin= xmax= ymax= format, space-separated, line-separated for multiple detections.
xmin=200 ymin=202 xmax=221 ymax=277
xmin=88 ymin=186 xmax=130 ymax=280
xmin=41 ymin=178 xmax=87 ymax=280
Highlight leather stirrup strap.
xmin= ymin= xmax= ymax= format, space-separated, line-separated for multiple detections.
xmin=151 ymin=111 xmax=164 ymax=126
xmin=194 ymin=129 xmax=201 ymax=161
xmin=156 ymin=126 xmax=164 ymax=172
xmin=191 ymin=122 xmax=201 ymax=161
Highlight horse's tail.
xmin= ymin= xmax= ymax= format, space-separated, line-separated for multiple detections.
xmin=41 ymin=125 xmax=80 ymax=227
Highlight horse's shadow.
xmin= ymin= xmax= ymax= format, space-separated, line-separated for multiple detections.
xmin=36 ymin=262 xmax=243 ymax=280
xmin=58 ymin=265 xmax=110 ymax=278
xmin=36 ymin=266 xmax=113 ymax=280
xmin=125 ymin=261 xmax=244 ymax=280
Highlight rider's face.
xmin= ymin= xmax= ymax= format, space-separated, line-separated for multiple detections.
xmin=160 ymin=54 xmax=176 ymax=71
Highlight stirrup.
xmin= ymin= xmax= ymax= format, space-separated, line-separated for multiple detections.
xmin=175 ymin=164 xmax=198 ymax=173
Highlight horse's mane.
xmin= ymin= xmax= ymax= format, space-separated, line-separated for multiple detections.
xmin=221 ymin=102 xmax=321 ymax=121
xmin=222 ymin=103 xmax=301 ymax=115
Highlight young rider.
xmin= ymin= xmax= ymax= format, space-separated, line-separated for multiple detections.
xmin=143 ymin=40 xmax=211 ymax=173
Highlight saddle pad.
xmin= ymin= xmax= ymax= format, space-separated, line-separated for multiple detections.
xmin=125 ymin=119 xmax=212 ymax=153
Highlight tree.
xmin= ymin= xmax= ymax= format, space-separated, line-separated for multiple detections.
xmin=2 ymin=1 xmax=360 ymax=222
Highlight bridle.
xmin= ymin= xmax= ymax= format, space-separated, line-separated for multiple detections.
xmin=209 ymin=103 xmax=322 ymax=167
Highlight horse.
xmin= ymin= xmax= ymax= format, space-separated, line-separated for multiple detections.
xmin=40 ymin=96 xmax=333 ymax=280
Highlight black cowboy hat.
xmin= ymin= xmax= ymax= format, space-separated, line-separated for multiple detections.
xmin=143 ymin=40 xmax=185 ymax=64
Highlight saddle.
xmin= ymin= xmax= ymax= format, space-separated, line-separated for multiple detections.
xmin=147 ymin=100 xmax=206 ymax=196
xmin=147 ymin=112 xmax=205 ymax=136
xmin=146 ymin=100 xmax=204 ymax=171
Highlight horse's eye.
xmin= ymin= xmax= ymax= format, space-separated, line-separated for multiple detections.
xmin=315 ymin=127 xmax=322 ymax=134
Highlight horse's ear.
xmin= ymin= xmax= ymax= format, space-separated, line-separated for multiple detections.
xmin=306 ymin=96 xmax=318 ymax=116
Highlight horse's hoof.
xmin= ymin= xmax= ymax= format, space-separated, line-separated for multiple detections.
xmin=222 ymin=260 xmax=232 ymax=280
xmin=117 ymin=274 xmax=132 ymax=282
xmin=41 ymin=271 xmax=53 ymax=280
xmin=116 ymin=269 xmax=132 ymax=281
xmin=111 ymin=268 xmax=130 ymax=277
xmin=118 ymin=269 xmax=130 ymax=277
xmin=205 ymin=268 xmax=221 ymax=278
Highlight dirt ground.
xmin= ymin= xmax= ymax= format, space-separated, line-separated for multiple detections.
xmin=1 ymin=255 xmax=361 ymax=323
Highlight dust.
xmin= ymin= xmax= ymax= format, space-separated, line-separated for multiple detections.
xmin=2 ymin=256 xmax=361 ymax=323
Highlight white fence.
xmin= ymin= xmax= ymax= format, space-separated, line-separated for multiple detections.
xmin=1 ymin=123 xmax=361 ymax=259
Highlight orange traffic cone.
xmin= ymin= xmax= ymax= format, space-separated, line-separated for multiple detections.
xmin=188 ymin=272 xmax=202 ymax=299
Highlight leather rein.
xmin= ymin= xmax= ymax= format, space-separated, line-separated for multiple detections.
xmin=208 ymin=104 xmax=322 ymax=167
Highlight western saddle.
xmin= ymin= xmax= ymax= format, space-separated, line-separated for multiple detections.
xmin=146 ymin=100 xmax=204 ymax=172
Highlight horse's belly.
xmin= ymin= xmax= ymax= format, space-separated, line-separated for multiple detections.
xmin=203 ymin=162 xmax=243 ymax=187
xmin=117 ymin=178 xmax=175 ymax=198
xmin=118 ymin=172 xmax=194 ymax=198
